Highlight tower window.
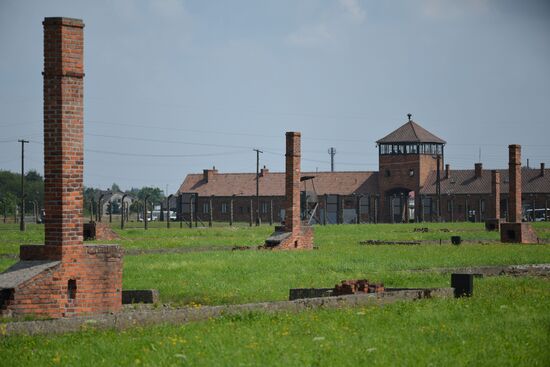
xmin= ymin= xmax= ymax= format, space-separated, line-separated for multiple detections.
xmin=409 ymin=169 xmax=414 ymax=177
xmin=385 ymin=170 xmax=391 ymax=177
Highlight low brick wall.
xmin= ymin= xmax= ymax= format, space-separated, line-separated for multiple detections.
xmin=2 ymin=287 xmax=453 ymax=336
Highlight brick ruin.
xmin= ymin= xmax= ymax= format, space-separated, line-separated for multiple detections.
xmin=500 ymin=145 xmax=538 ymax=243
xmin=485 ymin=170 xmax=501 ymax=231
xmin=264 ymin=132 xmax=314 ymax=249
xmin=0 ymin=18 xmax=123 ymax=318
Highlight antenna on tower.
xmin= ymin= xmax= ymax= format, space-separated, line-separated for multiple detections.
xmin=328 ymin=147 xmax=336 ymax=172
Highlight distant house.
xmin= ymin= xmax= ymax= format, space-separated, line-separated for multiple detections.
xmin=176 ymin=117 xmax=550 ymax=224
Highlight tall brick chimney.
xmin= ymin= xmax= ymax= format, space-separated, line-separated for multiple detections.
xmin=445 ymin=164 xmax=450 ymax=179
xmin=484 ymin=170 xmax=501 ymax=231
xmin=500 ymin=144 xmax=537 ymax=243
xmin=264 ymin=132 xmax=313 ymax=250
xmin=0 ymin=18 xmax=123 ymax=318
xmin=284 ymin=132 xmax=301 ymax=233
xmin=43 ymin=17 xmax=85 ymax=258
xmin=490 ymin=170 xmax=500 ymax=218
xmin=541 ymin=163 xmax=545 ymax=177
xmin=508 ymin=145 xmax=521 ymax=223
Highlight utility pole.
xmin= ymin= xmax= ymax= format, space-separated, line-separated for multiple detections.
xmin=253 ymin=148 xmax=263 ymax=226
xmin=328 ymin=147 xmax=336 ymax=172
xmin=18 ymin=139 xmax=29 ymax=231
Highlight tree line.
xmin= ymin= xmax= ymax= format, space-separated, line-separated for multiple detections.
xmin=0 ymin=170 xmax=165 ymax=218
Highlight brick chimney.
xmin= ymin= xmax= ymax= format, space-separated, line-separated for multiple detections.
xmin=490 ymin=170 xmax=500 ymax=218
xmin=284 ymin=132 xmax=301 ymax=233
xmin=203 ymin=166 xmax=218 ymax=182
xmin=541 ymin=163 xmax=545 ymax=177
xmin=508 ymin=145 xmax=522 ymax=222
xmin=0 ymin=17 xmax=123 ymax=319
xmin=43 ymin=17 xmax=85 ymax=257
xmin=445 ymin=164 xmax=450 ymax=179
xmin=474 ymin=163 xmax=482 ymax=178
xmin=260 ymin=165 xmax=269 ymax=177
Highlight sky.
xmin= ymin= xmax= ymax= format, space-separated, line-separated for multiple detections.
xmin=0 ymin=0 xmax=549 ymax=194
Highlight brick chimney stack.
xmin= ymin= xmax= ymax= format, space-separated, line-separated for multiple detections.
xmin=445 ymin=164 xmax=450 ymax=179
xmin=508 ymin=145 xmax=522 ymax=223
xmin=284 ymin=132 xmax=301 ymax=233
xmin=203 ymin=167 xmax=218 ymax=182
xmin=43 ymin=17 xmax=85 ymax=257
xmin=541 ymin=163 xmax=545 ymax=177
xmin=490 ymin=170 xmax=500 ymax=218
xmin=474 ymin=163 xmax=482 ymax=178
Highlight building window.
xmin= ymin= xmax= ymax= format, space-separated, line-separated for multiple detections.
xmin=221 ymin=202 xmax=228 ymax=214
xmin=385 ymin=170 xmax=391 ymax=177
xmin=409 ymin=169 xmax=414 ymax=177
xmin=261 ymin=202 xmax=268 ymax=214
xmin=203 ymin=203 xmax=209 ymax=213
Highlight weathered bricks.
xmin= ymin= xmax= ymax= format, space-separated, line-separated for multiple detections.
xmin=0 ymin=17 xmax=123 ymax=318
xmin=264 ymin=132 xmax=313 ymax=249
xmin=500 ymin=145 xmax=538 ymax=243
xmin=485 ymin=170 xmax=501 ymax=231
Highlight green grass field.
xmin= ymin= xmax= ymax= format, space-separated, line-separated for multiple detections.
xmin=0 ymin=222 xmax=549 ymax=366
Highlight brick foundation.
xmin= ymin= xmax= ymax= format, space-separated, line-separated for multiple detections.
xmin=500 ymin=222 xmax=538 ymax=244
xmin=0 ymin=17 xmax=123 ymax=318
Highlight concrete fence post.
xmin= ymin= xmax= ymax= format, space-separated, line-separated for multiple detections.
xmin=230 ymin=196 xmax=234 ymax=227
xmin=209 ymin=196 xmax=213 ymax=227
xmin=356 ymin=194 xmax=361 ymax=224
xmin=144 ymin=195 xmax=149 ymax=230
xmin=189 ymin=195 xmax=194 ymax=229
xmin=269 ymin=199 xmax=273 ymax=226
xmin=249 ymin=199 xmax=253 ymax=227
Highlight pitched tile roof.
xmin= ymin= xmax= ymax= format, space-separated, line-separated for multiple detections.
xmin=377 ymin=121 xmax=446 ymax=144
xmin=420 ymin=168 xmax=550 ymax=195
xmin=177 ymin=171 xmax=379 ymax=197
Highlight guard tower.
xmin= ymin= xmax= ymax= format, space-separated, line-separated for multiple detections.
xmin=377 ymin=114 xmax=446 ymax=223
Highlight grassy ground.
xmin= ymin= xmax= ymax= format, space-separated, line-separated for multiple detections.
xmin=1 ymin=221 xmax=549 ymax=255
xmin=1 ymin=277 xmax=548 ymax=366
xmin=0 ymin=222 xmax=549 ymax=366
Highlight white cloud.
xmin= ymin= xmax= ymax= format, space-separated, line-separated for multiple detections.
xmin=339 ymin=0 xmax=366 ymax=23
xmin=285 ymin=23 xmax=335 ymax=47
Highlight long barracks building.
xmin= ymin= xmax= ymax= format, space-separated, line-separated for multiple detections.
xmin=176 ymin=116 xmax=550 ymax=224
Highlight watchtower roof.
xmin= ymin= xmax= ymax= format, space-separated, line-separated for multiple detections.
xmin=377 ymin=120 xmax=446 ymax=145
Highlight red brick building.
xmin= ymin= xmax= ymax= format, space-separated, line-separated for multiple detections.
xmin=177 ymin=116 xmax=550 ymax=224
